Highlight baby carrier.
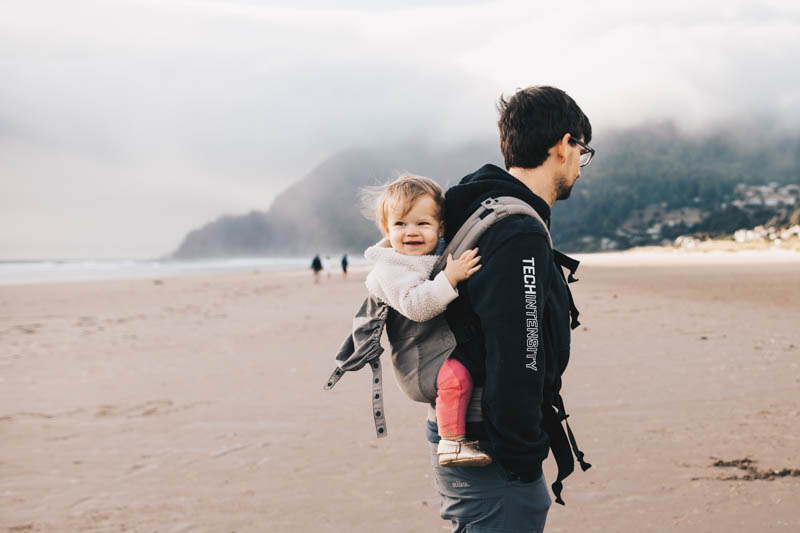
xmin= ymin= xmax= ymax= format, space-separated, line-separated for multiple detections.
xmin=324 ymin=196 xmax=590 ymax=503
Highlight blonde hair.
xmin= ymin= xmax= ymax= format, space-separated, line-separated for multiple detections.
xmin=361 ymin=173 xmax=445 ymax=235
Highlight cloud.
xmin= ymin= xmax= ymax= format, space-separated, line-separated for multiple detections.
xmin=456 ymin=0 xmax=800 ymax=130
xmin=1 ymin=0 xmax=798 ymax=258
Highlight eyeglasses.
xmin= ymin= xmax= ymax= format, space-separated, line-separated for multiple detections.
xmin=569 ymin=136 xmax=595 ymax=167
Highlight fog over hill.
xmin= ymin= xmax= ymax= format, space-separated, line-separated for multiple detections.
xmin=172 ymin=140 xmax=503 ymax=258
xmin=5 ymin=1 xmax=800 ymax=259
xmin=172 ymin=122 xmax=800 ymax=258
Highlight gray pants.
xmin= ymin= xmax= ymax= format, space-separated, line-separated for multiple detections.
xmin=428 ymin=442 xmax=551 ymax=532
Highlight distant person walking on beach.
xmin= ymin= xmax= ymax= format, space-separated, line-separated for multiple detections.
xmin=323 ymin=255 xmax=333 ymax=279
xmin=311 ymin=254 xmax=323 ymax=283
xmin=427 ymin=86 xmax=594 ymax=532
xmin=340 ymin=254 xmax=348 ymax=278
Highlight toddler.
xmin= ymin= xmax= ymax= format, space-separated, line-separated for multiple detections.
xmin=363 ymin=174 xmax=490 ymax=467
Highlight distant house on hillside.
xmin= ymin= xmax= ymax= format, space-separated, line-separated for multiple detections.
xmin=732 ymin=182 xmax=798 ymax=209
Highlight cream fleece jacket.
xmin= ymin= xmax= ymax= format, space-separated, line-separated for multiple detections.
xmin=364 ymin=239 xmax=458 ymax=323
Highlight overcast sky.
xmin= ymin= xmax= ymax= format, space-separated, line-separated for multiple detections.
xmin=1 ymin=0 xmax=798 ymax=259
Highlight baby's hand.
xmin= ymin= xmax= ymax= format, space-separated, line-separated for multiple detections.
xmin=443 ymin=248 xmax=481 ymax=288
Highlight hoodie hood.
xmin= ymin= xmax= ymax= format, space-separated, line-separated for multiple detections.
xmin=443 ymin=164 xmax=552 ymax=242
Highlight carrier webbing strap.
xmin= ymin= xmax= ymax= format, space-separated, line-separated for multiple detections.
xmin=542 ymin=404 xmax=574 ymax=505
xmin=431 ymin=197 xmax=552 ymax=275
xmin=565 ymin=287 xmax=581 ymax=330
xmin=543 ymin=392 xmax=594 ymax=505
xmin=553 ymin=251 xmax=582 ymax=329
xmin=547 ymin=393 xmax=592 ymax=505
xmin=370 ymin=358 xmax=388 ymax=438
xmin=554 ymin=250 xmax=580 ymax=283
xmin=557 ymin=394 xmax=591 ymax=472
xmin=324 ymin=366 xmax=345 ymax=389
xmin=324 ymin=358 xmax=387 ymax=438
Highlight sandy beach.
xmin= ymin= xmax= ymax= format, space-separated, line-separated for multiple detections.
xmin=2 ymin=251 xmax=799 ymax=532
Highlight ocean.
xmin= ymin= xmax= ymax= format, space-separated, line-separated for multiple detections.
xmin=0 ymin=256 xmax=362 ymax=286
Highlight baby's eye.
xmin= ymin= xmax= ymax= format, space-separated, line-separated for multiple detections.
xmin=393 ymin=221 xmax=405 ymax=226
xmin=419 ymin=221 xmax=430 ymax=226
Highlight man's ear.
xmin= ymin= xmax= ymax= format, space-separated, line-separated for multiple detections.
xmin=555 ymin=133 xmax=571 ymax=163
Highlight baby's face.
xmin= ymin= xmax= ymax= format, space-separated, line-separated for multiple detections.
xmin=386 ymin=195 xmax=442 ymax=256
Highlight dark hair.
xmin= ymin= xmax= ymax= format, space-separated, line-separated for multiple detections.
xmin=497 ymin=85 xmax=592 ymax=170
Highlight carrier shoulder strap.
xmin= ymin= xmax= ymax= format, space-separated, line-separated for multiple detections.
xmin=431 ymin=196 xmax=552 ymax=276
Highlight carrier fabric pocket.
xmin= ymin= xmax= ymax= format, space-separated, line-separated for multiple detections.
xmin=388 ymin=318 xmax=420 ymax=340
xmin=390 ymin=340 xmax=423 ymax=401
xmin=387 ymin=311 xmax=455 ymax=403
xmin=418 ymin=324 xmax=456 ymax=400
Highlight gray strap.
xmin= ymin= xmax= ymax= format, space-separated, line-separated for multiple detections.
xmin=323 ymin=366 xmax=345 ymax=390
xmin=324 ymin=358 xmax=387 ymax=438
xmin=370 ymin=358 xmax=387 ymax=438
xmin=489 ymin=197 xmax=552 ymax=248
xmin=431 ymin=204 xmax=489 ymax=274
xmin=432 ymin=196 xmax=552 ymax=275
xmin=324 ymin=357 xmax=387 ymax=438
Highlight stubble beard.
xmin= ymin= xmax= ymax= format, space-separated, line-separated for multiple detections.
xmin=554 ymin=174 xmax=576 ymax=201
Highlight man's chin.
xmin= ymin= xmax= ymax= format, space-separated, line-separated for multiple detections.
xmin=556 ymin=187 xmax=573 ymax=201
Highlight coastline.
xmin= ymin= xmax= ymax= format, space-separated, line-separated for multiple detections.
xmin=574 ymin=246 xmax=800 ymax=267
xmin=2 ymin=245 xmax=798 ymax=287
xmin=0 ymin=257 xmax=369 ymax=287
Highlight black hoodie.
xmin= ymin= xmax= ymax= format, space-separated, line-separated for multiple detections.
xmin=442 ymin=164 xmax=574 ymax=481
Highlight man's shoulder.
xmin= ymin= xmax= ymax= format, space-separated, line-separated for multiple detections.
xmin=477 ymin=213 xmax=551 ymax=255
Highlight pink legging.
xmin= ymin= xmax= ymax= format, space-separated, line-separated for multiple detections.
xmin=435 ymin=358 xmax=473 ymax=440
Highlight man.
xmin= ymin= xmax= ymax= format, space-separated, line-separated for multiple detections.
xmin=427 ymin=85 xmax=594 ymax=532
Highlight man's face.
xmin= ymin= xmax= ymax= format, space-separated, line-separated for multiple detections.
xmin=554 ymin=137 xmax=584 ymax=201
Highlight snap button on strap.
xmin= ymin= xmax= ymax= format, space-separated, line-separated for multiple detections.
xmin=371 ymin=358 xmax=387 ymax=438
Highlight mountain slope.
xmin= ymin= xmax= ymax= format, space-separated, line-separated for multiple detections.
xmin=172 ymin=140 xmax=502 ymax=258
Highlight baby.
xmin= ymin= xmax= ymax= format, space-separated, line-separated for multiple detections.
xmin=363 ymin=173 xmax=490 ymax=467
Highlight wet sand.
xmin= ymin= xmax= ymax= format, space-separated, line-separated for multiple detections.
xmin=2 ymin=252 xmax=799 ymax=532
